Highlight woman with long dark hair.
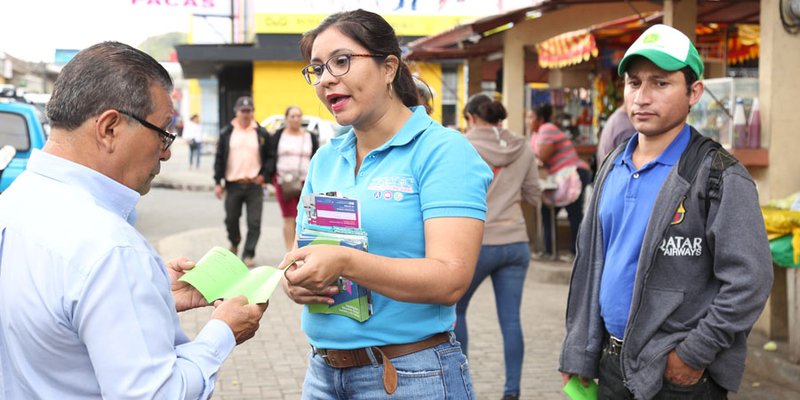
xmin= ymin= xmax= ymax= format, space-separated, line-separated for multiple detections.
xmin=457 ymin=93 xmax=541 ymax=400
xmin=280 ymin=9 xmax=492 ymax=399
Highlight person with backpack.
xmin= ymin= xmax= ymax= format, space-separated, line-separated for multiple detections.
xmin=559 ymin=24 xmax=772 ymax=399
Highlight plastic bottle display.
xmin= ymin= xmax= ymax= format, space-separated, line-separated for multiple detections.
xmin=733 ymin=98 xmax=748 ymax=149
xmin=748 ymin=97 xmax=761 ymax=149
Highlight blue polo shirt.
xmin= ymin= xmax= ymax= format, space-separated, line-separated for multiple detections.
xmin=598 ymin=124 xmax=690 ymax=339
xmin=297 ymin=106 xmax=492 ymax=349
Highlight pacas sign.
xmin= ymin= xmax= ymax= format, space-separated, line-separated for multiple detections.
xmin=130 ymin=0 xmax=218 ymax=9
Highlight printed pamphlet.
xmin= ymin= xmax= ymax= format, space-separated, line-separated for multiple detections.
xmin=299 ymin=193 xmax=372 ymax=322
xmin=179 ymin=246 xmax=284 ymax=304
xmin=562 ymin=376 xmax=598 ymax=400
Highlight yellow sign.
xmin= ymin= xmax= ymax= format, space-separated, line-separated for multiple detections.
xmin=255 ymin=13 xmax=474 ymax=36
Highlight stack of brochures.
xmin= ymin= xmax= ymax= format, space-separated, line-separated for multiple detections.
xmin=298 ymin=193 xmax=372 ymax=322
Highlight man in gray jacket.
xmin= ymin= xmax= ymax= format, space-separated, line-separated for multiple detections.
xmin=559 ymin=24 xmax=772 ymax=399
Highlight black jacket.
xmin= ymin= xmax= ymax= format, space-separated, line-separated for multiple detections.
xmin=213 ymin=123 xmax=276 ymax=185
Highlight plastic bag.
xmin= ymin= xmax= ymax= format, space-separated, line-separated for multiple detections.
xmin=543 ymin=166 xmax=582 ymax=207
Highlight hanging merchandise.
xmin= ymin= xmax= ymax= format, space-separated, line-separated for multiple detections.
xmin=733 ymin=98 xmax=748 ymax=149
xmin=592 ymin=75 xmax=606 ymax=134
xmin=748 ymin=97 xmax=761 ymax=149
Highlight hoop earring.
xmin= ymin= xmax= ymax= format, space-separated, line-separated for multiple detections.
xmin=388 ymin=83 xmax=394 ymax=99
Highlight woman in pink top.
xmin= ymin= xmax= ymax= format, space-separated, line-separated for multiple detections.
xmin=529 ymin=103 xmax=591 ymax=256
xmin=271 ymin=106 xmax=319 ymax=250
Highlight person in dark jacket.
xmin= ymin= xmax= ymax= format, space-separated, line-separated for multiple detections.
xmin=213 ymin=96 xmax=275 ymax=267
xmin=559 ymin=24 xmax=772 ymax=400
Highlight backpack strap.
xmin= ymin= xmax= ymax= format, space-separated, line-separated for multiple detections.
xmin=677 ymin=127 xmax=739 ymax=214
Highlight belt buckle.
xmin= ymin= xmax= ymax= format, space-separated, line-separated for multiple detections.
xmin=313 ymin=346 xmax=332 ymax=365
xmin=607 ymin=335 xmax=623 ymax=356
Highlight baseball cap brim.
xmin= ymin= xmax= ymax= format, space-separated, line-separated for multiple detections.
xmin=618 ymin=48 xmax=690 ymax=76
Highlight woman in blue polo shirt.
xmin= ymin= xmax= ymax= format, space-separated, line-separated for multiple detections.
xmin=280 ymin=9 xmax=492 ymax=400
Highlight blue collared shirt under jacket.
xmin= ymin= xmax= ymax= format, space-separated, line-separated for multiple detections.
xmin=0 ymin=150 xmax=235 ymax=399
xmin=598 ymin=124 xmax=690 ymax=339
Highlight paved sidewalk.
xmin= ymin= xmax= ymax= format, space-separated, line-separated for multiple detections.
xmin=155 ymin=139 xmax=800 ymax=399
xmin=160 ymin=223 xmax=572 ymax=400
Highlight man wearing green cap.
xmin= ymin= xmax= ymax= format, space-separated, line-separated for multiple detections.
xmin=559 ymin=24 xmax=772 ymax=399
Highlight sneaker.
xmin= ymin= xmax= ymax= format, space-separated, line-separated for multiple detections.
xmin=501 ymin=395 xmax=519 ymax=400
xmin=243 ymin=257 xmax=256 ymax=268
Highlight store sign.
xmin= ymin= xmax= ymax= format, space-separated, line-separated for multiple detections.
xmin=129 ymin=0 xmax=229 ymax=15
xmin=254 ymin=0 xmax=540 ymax=35
xmin=256 ymin=13 xmax=470 ymax=36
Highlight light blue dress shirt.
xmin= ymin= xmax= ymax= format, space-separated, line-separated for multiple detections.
xmin=297 ymin=106 xmax=493 ymax=349
xmin=0 ymin=150 xmax=236 ymax=399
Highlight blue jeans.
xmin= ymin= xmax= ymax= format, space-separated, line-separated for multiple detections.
xmin=188 ymin=139 xmax=201 ymax=168
xmin=302 ymin=332 xmax=475 ymax=399
xmin=455 ymin=242 xmax=530 ymax=397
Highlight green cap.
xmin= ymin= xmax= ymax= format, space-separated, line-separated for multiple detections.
xmin=618 ymin=24 xmax=703 ymax=78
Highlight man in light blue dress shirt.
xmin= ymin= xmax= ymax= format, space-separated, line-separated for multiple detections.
xmin=0 ymin=42 xmax=267 ymax=399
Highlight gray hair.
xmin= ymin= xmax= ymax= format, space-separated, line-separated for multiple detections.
xmin=46 ymin=41 xmax=173 ymax=130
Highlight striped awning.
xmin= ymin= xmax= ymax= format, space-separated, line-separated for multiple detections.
xmin=728 ymin=24 xmax=759 ymax=65
xmin=536 ymin=29 xmax=599 ymax=69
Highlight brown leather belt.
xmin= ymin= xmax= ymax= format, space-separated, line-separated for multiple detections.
xmin=314 ymin=332 xmax=450 ymax=368
xmin=312 ymin=332 xmax=451 ymax=394
xmin=228 ymin=178 xmax=258 ymax=184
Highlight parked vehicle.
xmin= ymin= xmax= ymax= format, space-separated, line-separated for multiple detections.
xmin=260 ymin=114 xmax=342 ymax=146
xmin=0 ymin=100 xmax=49 ymax=192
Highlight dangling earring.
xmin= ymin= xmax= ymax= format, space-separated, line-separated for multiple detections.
xmin=388 ymin=82 xmax=394 ymax=99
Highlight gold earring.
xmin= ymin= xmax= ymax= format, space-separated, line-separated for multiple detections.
xmin=388 ymin=83 xmax=394 ymax=99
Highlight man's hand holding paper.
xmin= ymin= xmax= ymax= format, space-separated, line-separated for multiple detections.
xmin=167 ymin=257 xmax=210 ymax=312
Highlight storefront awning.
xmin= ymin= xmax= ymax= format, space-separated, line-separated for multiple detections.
xmin=405 ymin=0 xmax=760 ymax=62
xmin=535 ymin=29 xmax=598 ymax=69
xmin=728 ymin=24 xmax=759 ymax=65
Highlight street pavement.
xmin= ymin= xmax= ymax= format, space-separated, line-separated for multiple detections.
xmin=140 ymin=138 xmax=800 ymax=399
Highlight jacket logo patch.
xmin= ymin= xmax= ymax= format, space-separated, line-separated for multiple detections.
xmin=660 ymin=236 xmax=703 ymax=257
xmin=671 ymin=198 xmax=686 ymax=225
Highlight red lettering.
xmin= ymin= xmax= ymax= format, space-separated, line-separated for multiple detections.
xmin=131 ymin=0 xmax=213 ymax=7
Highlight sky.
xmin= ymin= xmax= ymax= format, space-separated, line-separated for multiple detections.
xmin=0 ymin=0 xmax=232 ymax=63
xmin=1 ymin=0 xmax=540 ymax=63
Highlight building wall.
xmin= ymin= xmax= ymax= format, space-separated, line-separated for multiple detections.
xmin=407 ymin=62 xmax=443 ymax=123
xmin=757 ymin=0 xmax=800 ymax=202
xmin=253 ymin=61 xmax=325 ymax=123
xmin=252 ymin=60 xmax=447 ymax=126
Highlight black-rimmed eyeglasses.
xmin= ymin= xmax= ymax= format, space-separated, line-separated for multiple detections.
xmin=116 ymin=109 xmax=176 ymax=151
xmin=301 ymin=53 xmax=386 ymax=86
